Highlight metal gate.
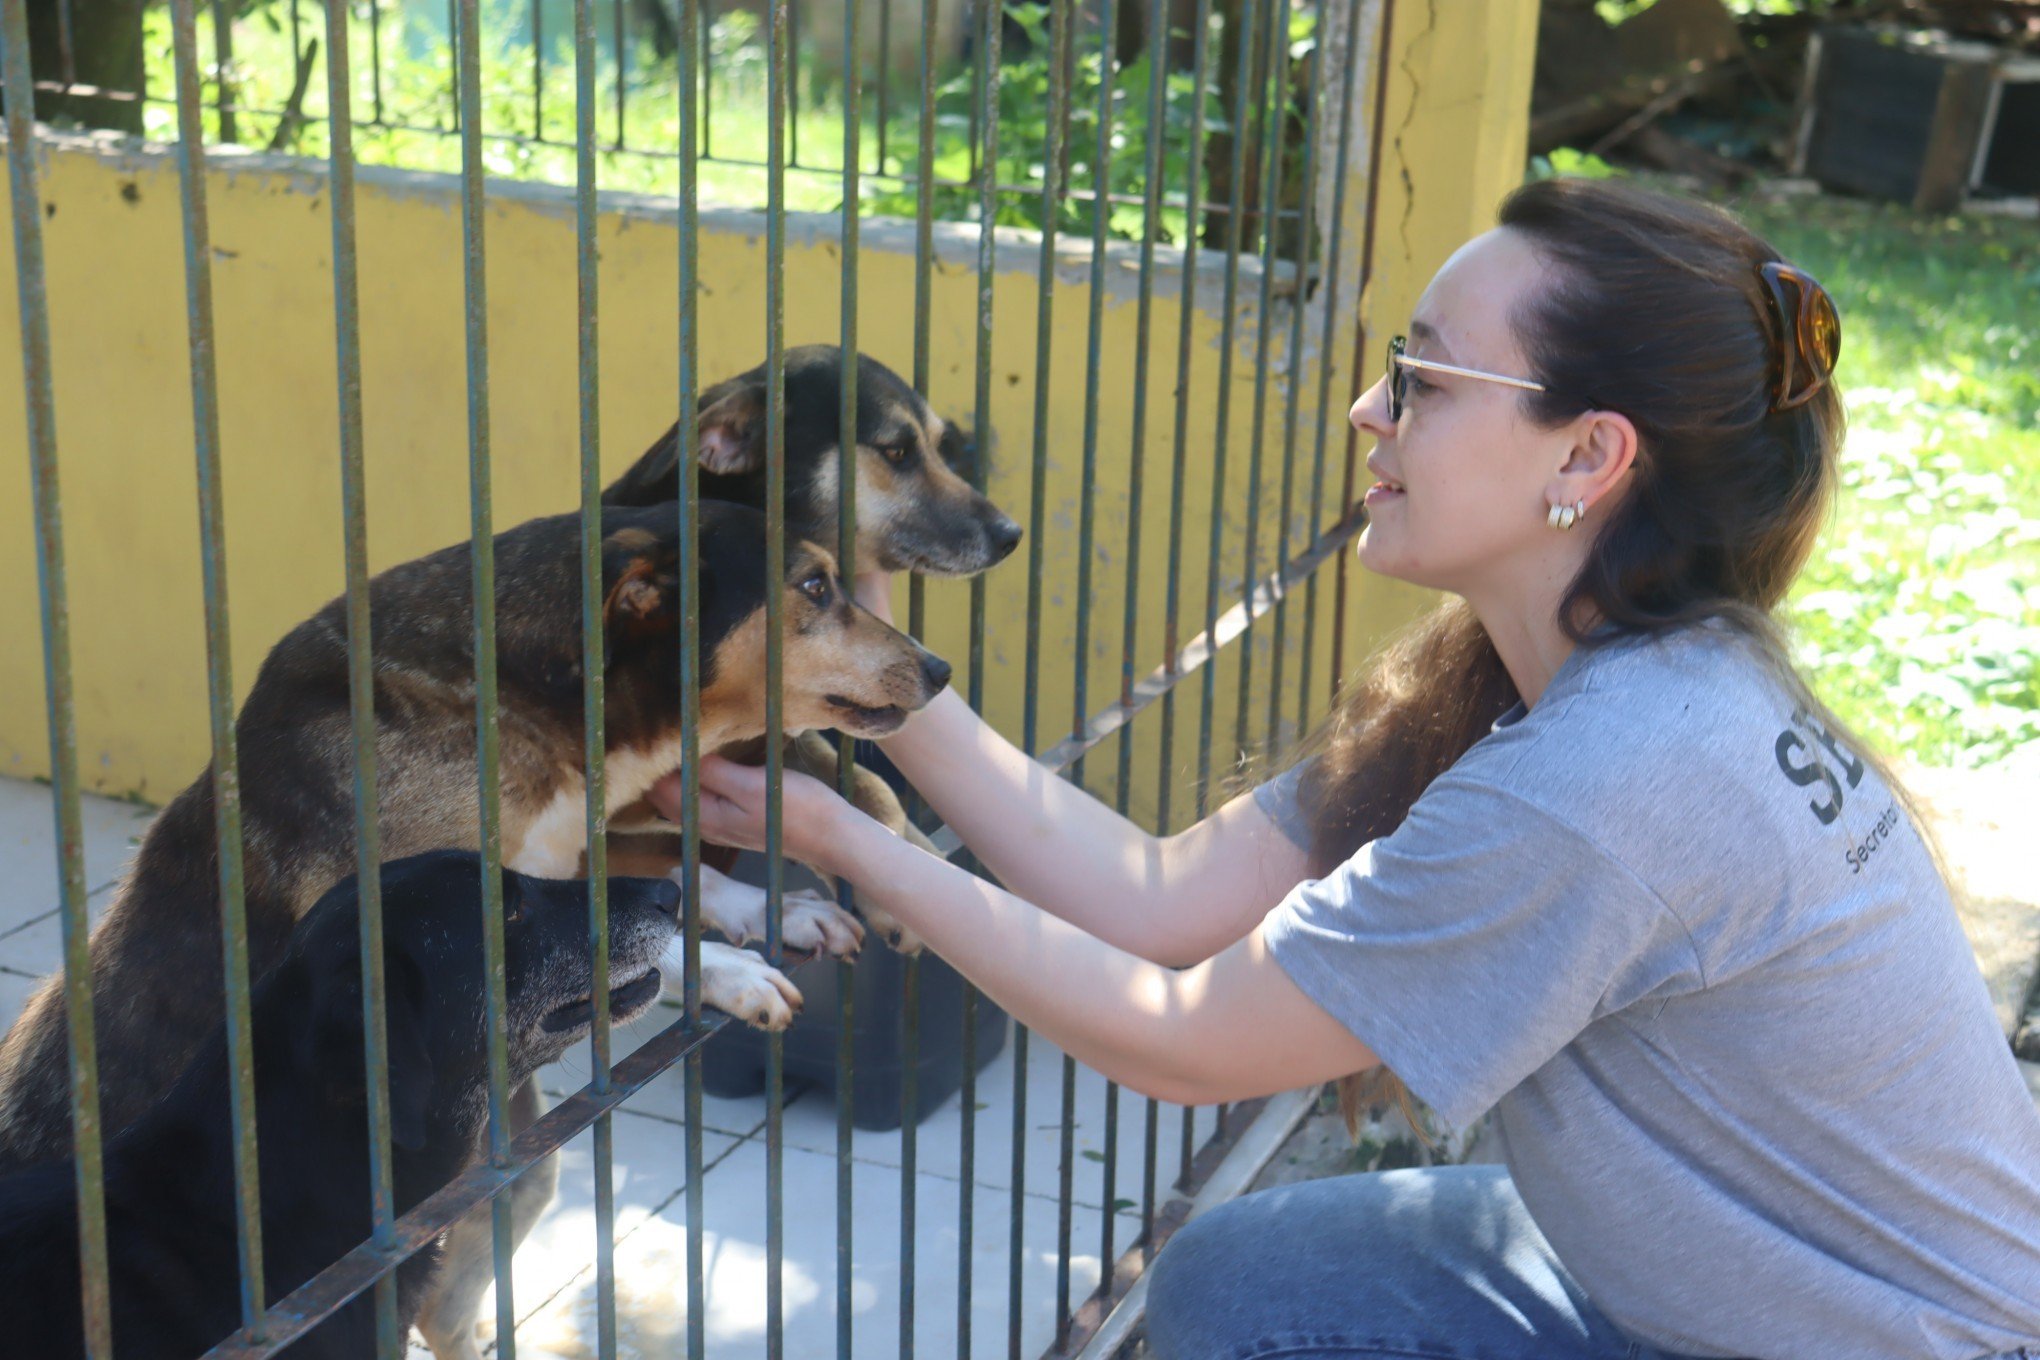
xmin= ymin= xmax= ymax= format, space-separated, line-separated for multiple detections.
xmin=2 ymin=0 xmax=1394 ymax=1349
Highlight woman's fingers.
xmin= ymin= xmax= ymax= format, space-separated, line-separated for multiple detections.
xmin=647 ymin=755 xmax=854 ymax=864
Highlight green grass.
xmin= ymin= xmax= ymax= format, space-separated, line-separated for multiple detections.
xmin=1724 ymin=191 xmax=2040 ymax=769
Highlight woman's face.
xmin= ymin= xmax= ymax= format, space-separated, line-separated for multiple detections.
xmin=1349 ymin=227 xmax=1601 ymax=598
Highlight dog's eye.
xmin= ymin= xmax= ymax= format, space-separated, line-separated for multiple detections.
xmin=880 ymin=443 xmax=909 ymax=466
xmin=799 ymin=572 xmax=830 ymax=604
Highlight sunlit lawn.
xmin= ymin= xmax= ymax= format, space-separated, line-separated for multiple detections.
xmin=1725 ymin=191 xmax=2040 ymax=768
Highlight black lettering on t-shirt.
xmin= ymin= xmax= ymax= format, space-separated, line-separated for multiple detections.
xmin=1797 ymin=707 xmax=1865 ymax=793
xmin=1774 ymin=727 xmax=1844 ymax=825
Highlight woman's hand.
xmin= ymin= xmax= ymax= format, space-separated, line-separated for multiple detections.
xmin=853 ymin=570 xmax=897 ymax=627
xmin=647 ymin=755 xmax=857 ymax=872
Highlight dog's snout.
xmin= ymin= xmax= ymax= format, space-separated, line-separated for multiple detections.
xmin=986 ymin=515 xmax=1023 ymax=562
xmin=646 ymin=876 xmax=682 ymax=919
xmin=920 ymin=651 xmax=953 ymax=694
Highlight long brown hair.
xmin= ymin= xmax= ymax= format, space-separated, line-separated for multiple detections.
xmin=1301 ymin=178 xmax=1929 ymax=1137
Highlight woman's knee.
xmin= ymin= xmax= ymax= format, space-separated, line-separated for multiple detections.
xmin=1142 ymin=1166 xmax=1543 ymax=1359
xmin=1145 ymin=1192 xmax=1289 ymax=1359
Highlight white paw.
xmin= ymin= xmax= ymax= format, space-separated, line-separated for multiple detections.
xmin=691 ymin=866 xmax=862 ymax=958
xmin=699 ymin=941 xmax=803 ymax=1031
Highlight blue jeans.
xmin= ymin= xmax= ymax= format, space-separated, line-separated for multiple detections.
xmin=1144 ymin=1164 xmax=1684 ymax=1360
xmin=1146 ymin=1162 xmax=2040 ymax=1360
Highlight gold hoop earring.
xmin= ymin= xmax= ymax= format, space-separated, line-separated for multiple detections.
xmin=1546 ymin=502 xmax=1565 ymax=530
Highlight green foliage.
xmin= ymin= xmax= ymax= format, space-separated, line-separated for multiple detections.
xmin=139 ymin=0 xmax=1273 ymax=245
xmin=1526 ymin=146 xmax=1622 ymax=181
xmin=1728 ymin=192 xmax=2040 ymax=767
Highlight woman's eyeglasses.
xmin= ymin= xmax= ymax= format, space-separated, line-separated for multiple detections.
xmin=1757 ymin=262 xmax=1840 ymax=411
xmin=1385 ymin=335 xmax=1547 ymax=423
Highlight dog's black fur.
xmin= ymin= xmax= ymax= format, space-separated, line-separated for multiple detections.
xmin=0 ymin=851 xmax=679 ymax=1359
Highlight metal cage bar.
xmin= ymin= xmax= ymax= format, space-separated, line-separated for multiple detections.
xmin=1 ymin=0 xmax=111 ymax=1350
xmin=169 ymin=0 xmax=268 ymax=1337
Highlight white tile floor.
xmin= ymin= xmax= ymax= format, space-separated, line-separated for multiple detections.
xmin=0 ymin=776 xmax=1199 ymax=1359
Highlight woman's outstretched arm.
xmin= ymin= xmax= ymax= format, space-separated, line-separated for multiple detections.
xmin=658 ymin=756 xmax=1378 ymax=1106
xmin=854 ymin=574 xmax=1312 ymax=969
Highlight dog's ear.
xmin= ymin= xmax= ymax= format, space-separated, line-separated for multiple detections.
xmin=697 ymin=375 xmax=767 ymax=476
xmin=601 ymin=528 xmax=688 ymax=661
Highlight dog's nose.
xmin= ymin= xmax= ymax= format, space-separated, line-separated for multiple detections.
xmin=920 ymin=651 xmax=953 ymax=694
xmin=643 ymin=876 xmax=682 ymax=919
xmin=987 ymin=515 xmax=1023 ymax=562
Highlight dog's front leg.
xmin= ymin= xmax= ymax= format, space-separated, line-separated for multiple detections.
xmin=414 ymin=1080 xmax=556 ymax=1360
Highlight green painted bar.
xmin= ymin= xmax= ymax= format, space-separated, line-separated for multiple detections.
xmin=961 ymin=0 xmax=1003 ymax=1350
xmin=1164 ymin=0 xmax=1216 ymax=1195
xmin=764 ymin=0 xmax=789 ymax=1350
xmin=318 ymin=0 xmax=404 ymax=1343
xmin=836 ymin=1 xmax=862 ymax=1344
xmin=0 ymin=1 xmax=110 ymax=1348
xmin=1268 ymin=0 xmax=1328 ymax=749
xmin=572 ymin=0 xmax=620 ymax=1345
xmin=1298 ymin=0 xmax=1368 ymax=734
xmin=899 ymin=0 xmax=934 ymax=1346
xmin=1105 ymin=0 xmax=1171 ymax=1280
xmin=169 ymin=0 xmax=267 ymax=1329
xmin=1196 ymin=0 xmax=1261 ymax=818
xmin=675 ymin=0 xmax=707 ymax=1348
xmin=1235 ymin=0 xmax=1292 ymax=763
xmin=1015 ymin=0 xmax=1073 ymax=1349
xmin=453 ymin=0 xmax=520 ymax=1349
xmin=1066 ymin=0 xmax=1120 ymax=1321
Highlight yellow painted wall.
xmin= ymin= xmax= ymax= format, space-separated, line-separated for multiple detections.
xmin=1 ymin=0 xmax=1535 ymax=821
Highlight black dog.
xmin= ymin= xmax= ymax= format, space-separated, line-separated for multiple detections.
xmin=0 ymin=851 xmax=679 ymax=1359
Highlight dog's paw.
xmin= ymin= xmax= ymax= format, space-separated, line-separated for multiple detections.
xmin=693 ymin=866 xmax=862 ymax=958
xmin=700 ymin=941 xmax=803 ymax=1031
xmin=782 ymin=891 xmax=864 ymax=958
xmin=860 ymin=903 xmax=924 ymax=956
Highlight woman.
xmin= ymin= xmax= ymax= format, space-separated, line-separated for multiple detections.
xmin=651 ymin=179 xmax=2040 ymax=1359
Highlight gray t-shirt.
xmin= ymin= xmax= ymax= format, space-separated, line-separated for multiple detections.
xmin=1258 ymin=623 xmax=2040 ymax=1360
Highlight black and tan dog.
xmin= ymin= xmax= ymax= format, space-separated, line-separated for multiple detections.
xmin=601 ymin=344 xmax=1022 ymax=952
xmin=0 ymin=502 xmax=946 ymax=1357
xmin=0 ymin=851 xmax=680 ymax=1359
xmin=603 ymin=344 xmax=1022 ymax=577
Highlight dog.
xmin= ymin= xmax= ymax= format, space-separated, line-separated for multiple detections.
xmin=0 ymin=501 xmax=946 ymax=1357
xmin=0 ymin=850 xmax=681 ymax=1359
xmin=600 ymin=344 xmax=1022 ymax=951
xmin=602 ymin=344 xmax=1022 ymax=578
